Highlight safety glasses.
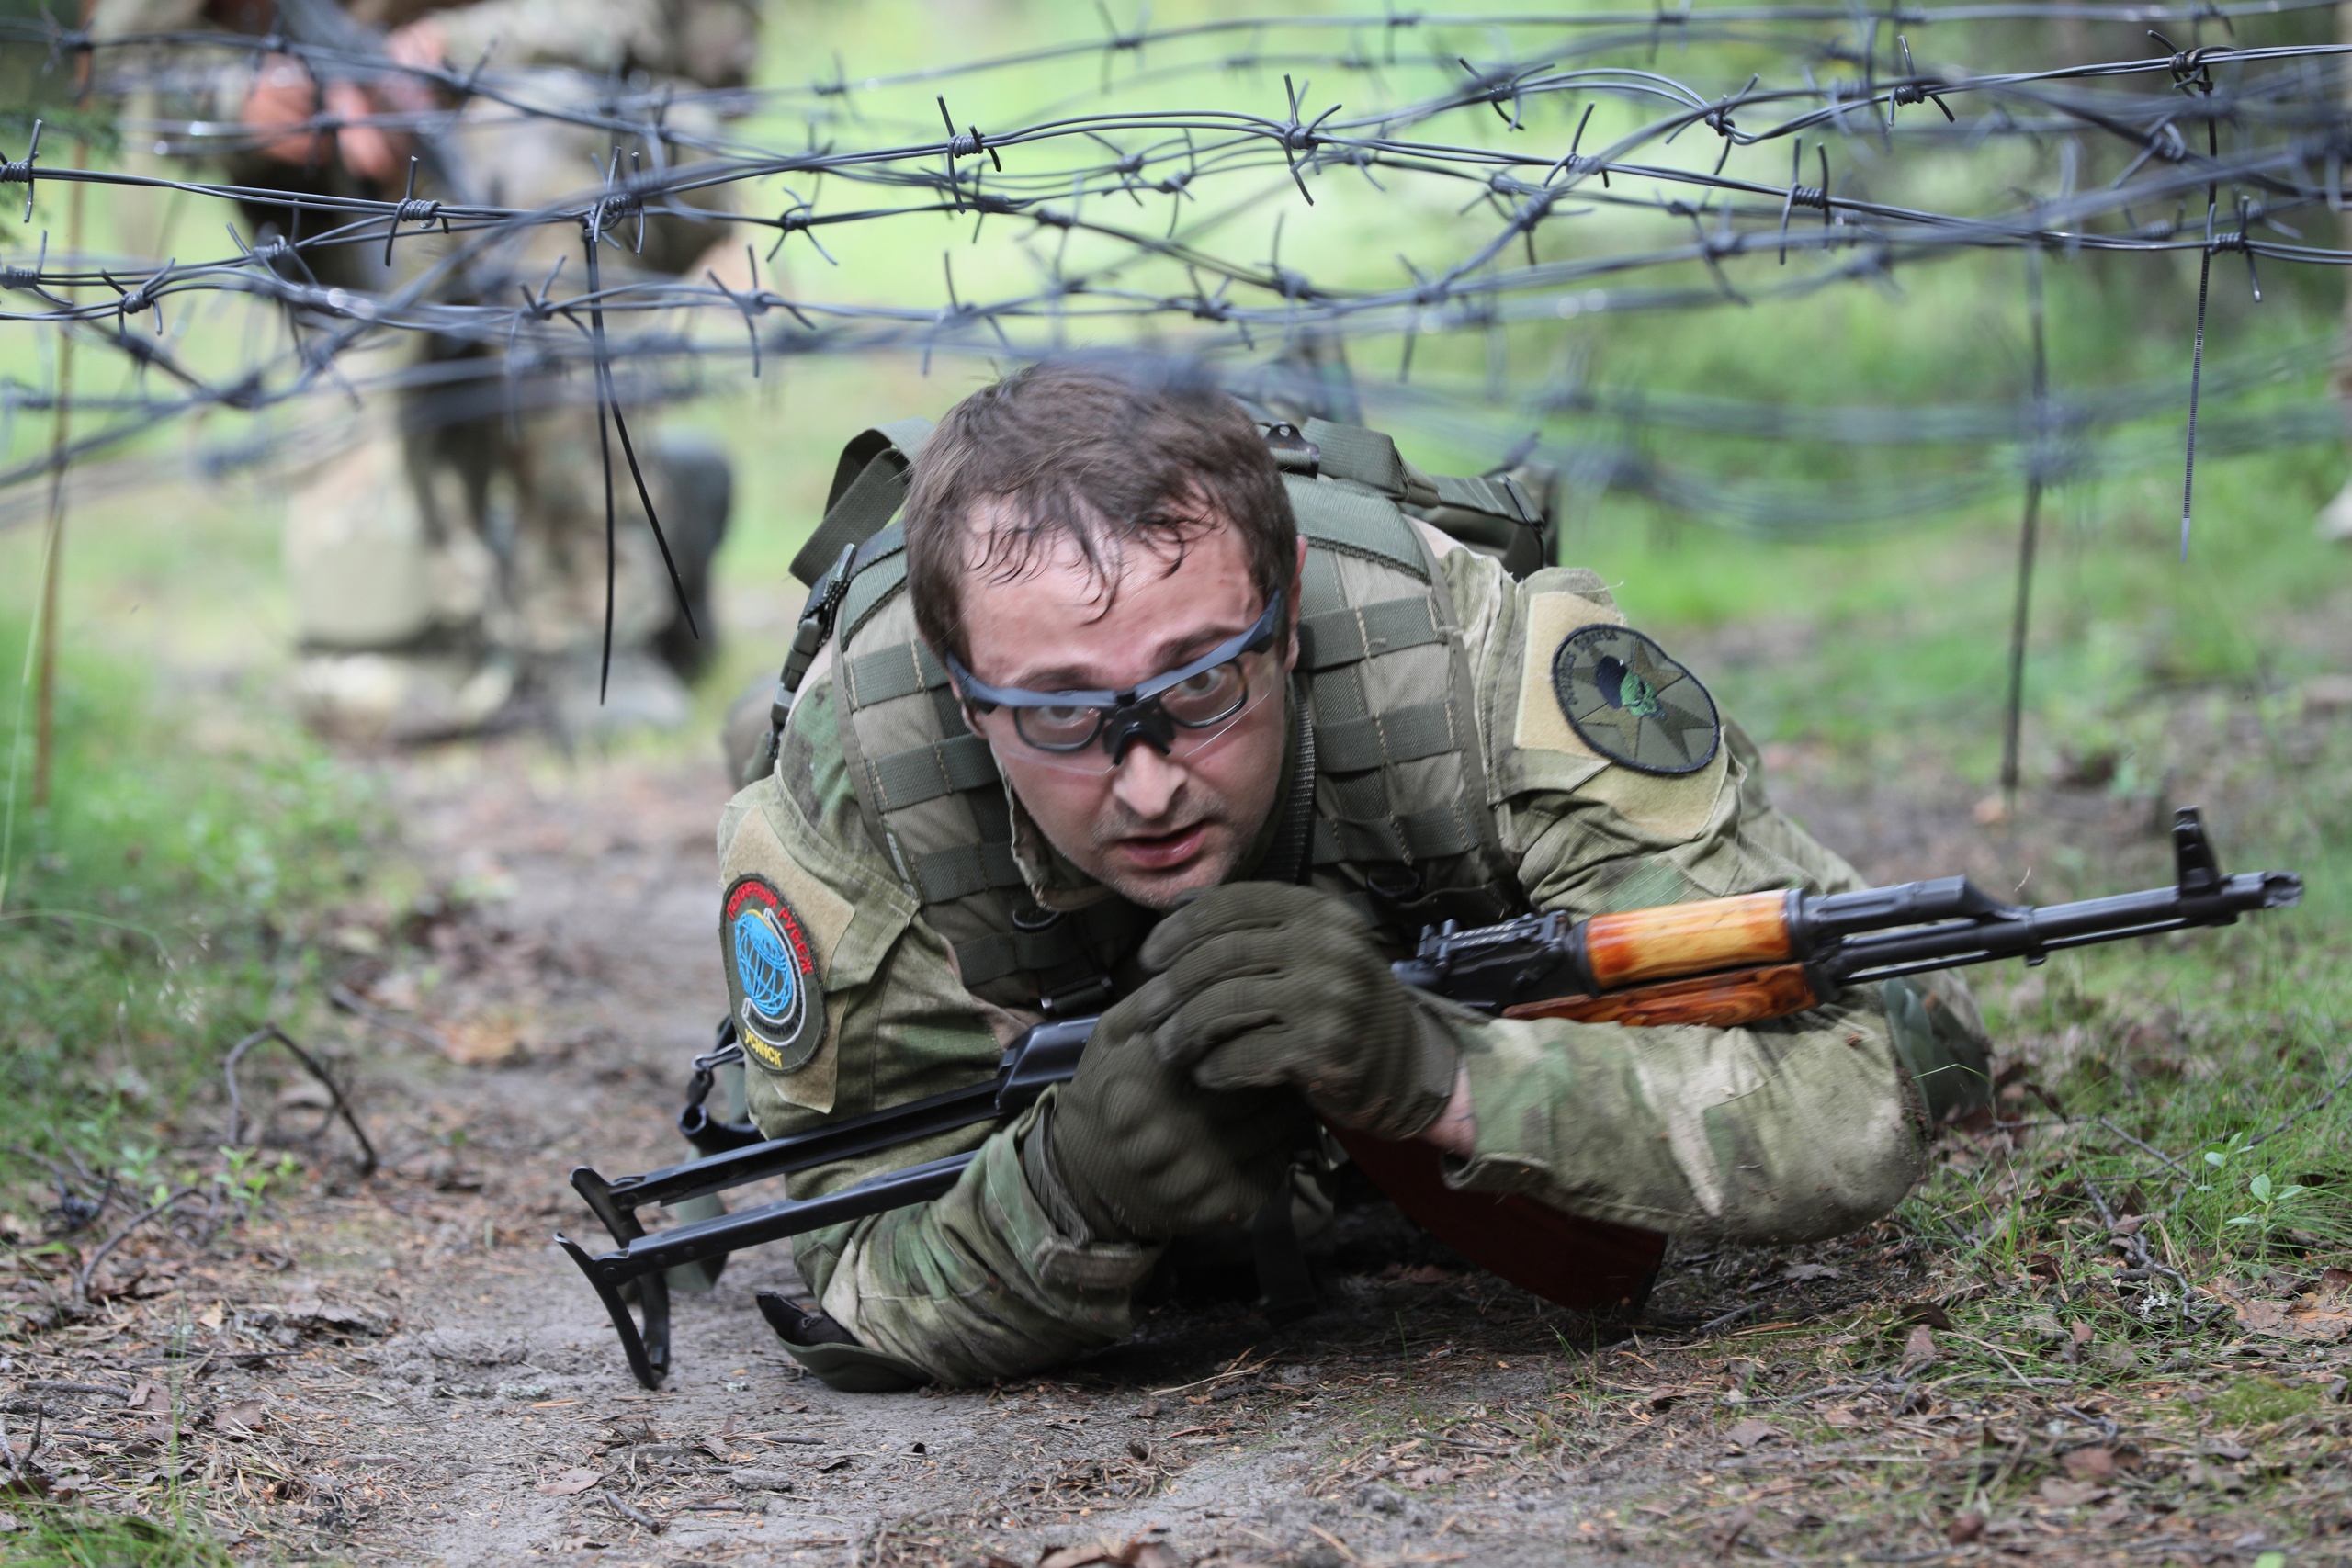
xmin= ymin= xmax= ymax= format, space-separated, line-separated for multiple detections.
xmin=946 ymin=592 xmax=1285 ymax=774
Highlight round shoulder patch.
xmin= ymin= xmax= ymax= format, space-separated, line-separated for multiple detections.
xmin=724 ymin=874 xmax=827 ymax=1073
xmin=1550 ymin=625 xmax=1722 ymax=776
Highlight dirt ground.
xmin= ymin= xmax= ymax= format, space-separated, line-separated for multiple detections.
xmin=5 ymin=701 xmax=2348 ymax=1566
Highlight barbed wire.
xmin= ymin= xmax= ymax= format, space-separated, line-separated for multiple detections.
xmin=4 ymin=4 xmax=2350 ymax=551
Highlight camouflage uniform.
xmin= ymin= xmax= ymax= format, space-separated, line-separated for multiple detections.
xmin=89 ymin=0 xmax=757 ymax=737
xmin=720 ymin=449 xmax=1991 ymax=1388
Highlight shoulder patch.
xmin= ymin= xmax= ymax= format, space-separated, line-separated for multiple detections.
xmin=1549 ymin=626 xmax=1721 ymax=776
xmin=724 ymin=874 xmax=829 ymax=1073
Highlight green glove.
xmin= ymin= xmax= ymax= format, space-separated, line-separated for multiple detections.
xmin=1134 ymin=883 xmax=1457 ymax=1142
xmin=1025 ymin=986 xmax=1308 ymax=1245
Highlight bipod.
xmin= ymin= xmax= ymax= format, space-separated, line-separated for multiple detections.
xmin=554 ymin=1016 xmax=1094 ymax=1388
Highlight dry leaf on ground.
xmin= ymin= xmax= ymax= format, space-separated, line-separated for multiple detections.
xmin=2211 ymin=1280 xmax=2352 ymax=1341
xmin=2063 ymin=1447 xmax=2117 ymax=1482
xmin=212 ymin=1400 xmax=266 ymax=1433
xmin=1038 ymin=1540 xmax=1181 ymax=1568
xmin=536 ymin=1468 xmax=604 ymax=1497
xmin=1724 ymin=1418 xmax=1780 ymax=1450
xmin=2038 ymin=1477 xmax=2108 ymax=1507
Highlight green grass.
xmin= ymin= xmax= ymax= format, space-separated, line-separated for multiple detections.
xmin=0 ymin=611 xmax=381 ymax=1190
xmin=0 ymin=1506 xmax=232 ymax=1568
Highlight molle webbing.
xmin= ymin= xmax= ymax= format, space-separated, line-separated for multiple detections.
xmin=832 ymin=585 xmax=1138 ymax=1008
xmin=1284 ymin=470 xmax=1515 ymax=923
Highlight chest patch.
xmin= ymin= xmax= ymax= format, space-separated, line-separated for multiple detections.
xmin=724 ymin=874 xmax=827 ymax=1072
xmin=1550 ymin=625 xmax=1721 ymax=776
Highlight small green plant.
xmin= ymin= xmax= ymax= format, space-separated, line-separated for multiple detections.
xmin=211 ymin=1147 xmax=299 ymax=1223
xmin=2225 ymin=1170 xmax=2310 ymax=1244
xmin=115 ymin=1143 xmax=167 ymax=1210
xmin=2197 ymin=1131 xmax=2252 ymax=1190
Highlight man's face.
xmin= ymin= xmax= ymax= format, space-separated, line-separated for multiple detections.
xmin=954 ymin=511 xmax=1301 ymax=910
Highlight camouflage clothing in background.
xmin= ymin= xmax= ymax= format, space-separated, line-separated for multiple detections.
xmin=719 ymin=525 xmax=1993 ymax=1388
xmin=88 ymin=0 xmax=757 ymax=738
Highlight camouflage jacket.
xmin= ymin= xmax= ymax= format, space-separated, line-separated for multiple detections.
xmin=719 ymin=528 xmax=1989 ymax=1388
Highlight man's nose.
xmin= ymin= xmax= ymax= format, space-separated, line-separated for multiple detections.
xmin=1109 ymin=740 xmax=1187 ymax=820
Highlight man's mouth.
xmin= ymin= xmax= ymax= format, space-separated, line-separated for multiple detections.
xmin=1114 ymin=821 xmax=1210 ymax=872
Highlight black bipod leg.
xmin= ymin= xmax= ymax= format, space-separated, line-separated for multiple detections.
xmin=556 ymin=1231 xmax=671 ymax=1389
xmin=562 ymin=1164 xmax=672 ymax=1386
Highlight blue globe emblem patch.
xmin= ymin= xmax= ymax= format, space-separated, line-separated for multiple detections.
xmin=735 ymin=906 xmax=799 ymax=1024
xmin=723 ymin=875 xmax=823 ymax=1071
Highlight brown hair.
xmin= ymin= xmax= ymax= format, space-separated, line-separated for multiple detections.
xmin=902 ymin=359 xmax=1295 ymax=666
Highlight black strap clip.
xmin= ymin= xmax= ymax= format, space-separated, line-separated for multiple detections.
xmin=757 ymin=540 xmax=862 ymax=775
xmin=1264 ymin=422 xmax=1322 ymax=476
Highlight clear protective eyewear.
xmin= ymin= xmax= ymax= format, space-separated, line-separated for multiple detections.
xmin=947 ymin=592 xmax=1285 ymax=773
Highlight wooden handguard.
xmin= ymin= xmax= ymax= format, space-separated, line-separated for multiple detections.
xmin=1502 ymin=962 xmax=1822 ymax=1030
xmin=1577 ymin=890 xmax=1796 ymax=989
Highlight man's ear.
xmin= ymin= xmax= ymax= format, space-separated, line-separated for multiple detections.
xmin=1283 ymin=535 xmax=1308 ymax=671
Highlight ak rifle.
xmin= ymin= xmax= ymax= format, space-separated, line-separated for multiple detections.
xmin=558 ymin=807 xmax=2301 ymax=1387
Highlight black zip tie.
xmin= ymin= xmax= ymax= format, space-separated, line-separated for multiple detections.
xmin=579 ymin=208 xmax=697 ymax=703
xmin=2000 ymin=247 xmax=2049 ymax=812
xmin=2179 ymin=114 xmax=2221 ymax=563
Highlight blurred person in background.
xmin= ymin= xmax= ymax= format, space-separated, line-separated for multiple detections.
xmin=89 ymin=0 xmax=760 ymax=738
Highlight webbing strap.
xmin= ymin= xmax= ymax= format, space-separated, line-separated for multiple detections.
xmin=1314 ymin=806 xmax=1478 ymax=865
xmin=789 ymin=418 xmax=933 ymax=586
xmin=1433 ymin=470 xmax=1538 ymax=524
xmin=1300 ymin=597 xmax=1442 ymax=671
xmin=866 ymin=733 xmax=999 ymax=812
xmin=1302 ymin=418 xmax=1407 ymax=495
xmin=910 ymin=840 xmax=1023 ymax=904
xmin=836 ymin=537 xmax=910 ymax=650
xmin=952 ymin=924 xmax=1091 ymax=988
xmin=1315 ymin=701 xmax=1458 ymax=773
xmin=843 ymin=639 xmax=949 ymax=709
xmin=1285 ymin=476 xmax=1430 ymax=581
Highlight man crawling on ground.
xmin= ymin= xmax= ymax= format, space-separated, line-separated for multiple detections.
xmin=713 ymin=359 xmax=1993 ymax=1391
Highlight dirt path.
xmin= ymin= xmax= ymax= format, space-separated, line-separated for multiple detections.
xmin=7 ymin=725 xmax=2344 ymax=1566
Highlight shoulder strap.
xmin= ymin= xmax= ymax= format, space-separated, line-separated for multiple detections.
xmin=833 ymin=584 xmax=1146 ymax=1014
xmin=1295 ymin=417 xmax=1551 ymax=581
xmin=788 ymin=416 xmax=935 ymax=588
xmin=745 ymin=418 xmax=932 ymax=784
xmin=1283 ymin=473 xmax=1522 ymax=931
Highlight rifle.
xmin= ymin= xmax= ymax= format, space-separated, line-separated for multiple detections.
xmin=558 ymin=807 xmax=2300 ymax=1388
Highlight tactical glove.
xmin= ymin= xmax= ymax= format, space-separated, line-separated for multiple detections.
xmin=1025 ymin=986 xmax=1307 ymax=1245
xmin=1135 ymin=883 xmax=1458 ymax=1142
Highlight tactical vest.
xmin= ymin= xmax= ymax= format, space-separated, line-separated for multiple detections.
xmin=771 ymin=417 xmax=1551 ymax=1014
